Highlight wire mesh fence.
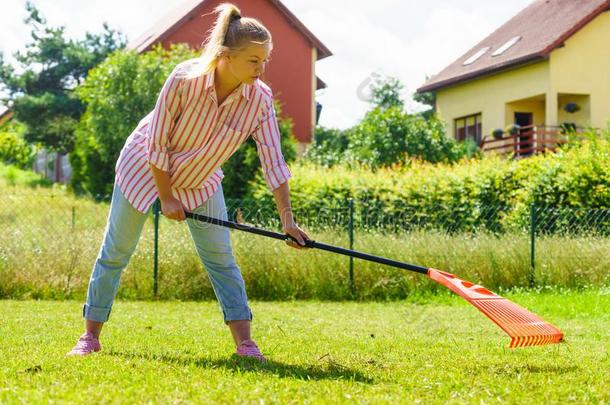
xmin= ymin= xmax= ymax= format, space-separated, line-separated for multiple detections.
xmin=1 ymin=188 xmax=608 ymax=300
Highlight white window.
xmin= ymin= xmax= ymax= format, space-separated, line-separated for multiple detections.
xmin=492 ymin=36 xmax=521 ymax=57
xmin=463 ymin=47 xmax=490 ymax=66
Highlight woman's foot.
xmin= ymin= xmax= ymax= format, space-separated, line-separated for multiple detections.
xmin=236 ymin=339 xmax=266 ymax=362
xmin=66 ymin=332 xmax=101 ymax=356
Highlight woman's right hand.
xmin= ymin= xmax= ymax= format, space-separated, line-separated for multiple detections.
xmin=160 ymin=196 xmax=186 ymax=221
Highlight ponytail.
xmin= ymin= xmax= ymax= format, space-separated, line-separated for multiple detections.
xmin=191 ymin=3 xmax=272 ymax=77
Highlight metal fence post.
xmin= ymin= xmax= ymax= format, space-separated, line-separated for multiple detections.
xmin=348 ymin=198 xmax=354 ymax=295
xmin=530 ymin=202 xmax=536 ymax=287
xmin=153 ymin=199 xmax=160 ymax=297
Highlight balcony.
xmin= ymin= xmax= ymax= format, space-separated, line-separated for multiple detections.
xmin=479 ymin=125 xmax=589 ymax=159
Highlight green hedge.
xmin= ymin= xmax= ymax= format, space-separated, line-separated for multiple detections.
xmin=246 ymin=132 xmax=610 ymax=233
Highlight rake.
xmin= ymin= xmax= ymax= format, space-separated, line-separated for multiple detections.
xmin=184 ymin=211 xmax=564 ymax=348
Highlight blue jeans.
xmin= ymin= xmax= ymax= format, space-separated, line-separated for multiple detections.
xmin=83 ymin=181 xmax=252 ymax=323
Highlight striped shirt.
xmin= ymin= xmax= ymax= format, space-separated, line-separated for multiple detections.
xmin=115 ymin=58 xmax=292 ymax=213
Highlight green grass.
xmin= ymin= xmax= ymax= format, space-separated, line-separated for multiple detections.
xmin=0 ymin=163 xmax=53 ymax=188
xmin=1 ymin=291 xmax=609 ymax=403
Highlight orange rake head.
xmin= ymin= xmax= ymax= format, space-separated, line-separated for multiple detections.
xmin=428 ymin=269 xmax=564 ymax=348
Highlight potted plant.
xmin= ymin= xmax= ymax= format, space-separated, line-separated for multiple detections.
xmin=506 ymin=124 xmax=521 ymax=136
xmin=563 ymin=102 xmax=581 ymax=114
xmin=560 ymin=122 xmax=577 ymax=134
xmin=492 ymin=128 xmax=504 ymax=140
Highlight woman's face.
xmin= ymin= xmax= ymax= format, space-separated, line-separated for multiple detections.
xmin=226 ymin=42 xmax=272 ymax=84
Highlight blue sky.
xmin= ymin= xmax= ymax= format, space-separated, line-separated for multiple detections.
xmin=1 ymin=0 xmax=531 ymax=129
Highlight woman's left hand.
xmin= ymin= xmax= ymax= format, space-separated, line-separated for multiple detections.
xmin=283 ymin=223 xmax=312 ymax=249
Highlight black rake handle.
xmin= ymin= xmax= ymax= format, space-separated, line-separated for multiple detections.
xmin=183 ymin=211 xmax=428 ymax=275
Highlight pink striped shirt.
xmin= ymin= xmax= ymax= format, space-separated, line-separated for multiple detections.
xmin=115 ymin=58 xmax=292 ymax=213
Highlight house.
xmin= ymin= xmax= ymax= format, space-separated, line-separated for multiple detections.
xmin=127 ymin=0 xmax=332 ymax=153
xmin=417 ymin=0 xmax=610 ymax=157
xmin=0 ymin=106 xmax=12 ymax=126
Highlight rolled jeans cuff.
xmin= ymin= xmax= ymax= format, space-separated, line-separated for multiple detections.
xmin=83 ymin=303 xmax=112 ymax=322
xmin=223 ymin=305 xmax=253 ymax=324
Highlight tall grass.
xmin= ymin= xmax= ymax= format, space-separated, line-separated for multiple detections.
xmin=1 ymin=184 xmax=608 ymax=301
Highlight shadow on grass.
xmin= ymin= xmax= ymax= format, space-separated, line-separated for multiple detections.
xmin=492 ymin=363 xmax=580 ymax=375
xmin=107 ymin=349 xmax=374 ymax=383
xmin=465 ymin=359 xmax=580 ymax=377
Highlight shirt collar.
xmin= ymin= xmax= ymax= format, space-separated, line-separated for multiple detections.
xmin=204 ymin=69 xmax=251 ymax=101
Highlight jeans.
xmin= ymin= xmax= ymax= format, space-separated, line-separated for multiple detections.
xmin=82 ymin=180 xmax=252 ymax=323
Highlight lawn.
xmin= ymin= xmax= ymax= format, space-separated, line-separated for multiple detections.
xmin=1 ymin=291 xmax=608 ymax=403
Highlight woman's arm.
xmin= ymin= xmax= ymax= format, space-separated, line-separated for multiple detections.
xmin=272 ymin=180 xmax=311 ymax=249
xmin=150 ymin=164 xmax=185 ymax=221
xmin=146 ymin=64 xmax=185 ymax=221
xmin=251 ymin=97 xmax=310 ymax=249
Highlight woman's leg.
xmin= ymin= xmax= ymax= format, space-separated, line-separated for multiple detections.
xmin=185 ymin=184 xmax=253 ymax=346
xmin=82 ymin=181 xmax=149 ymax=337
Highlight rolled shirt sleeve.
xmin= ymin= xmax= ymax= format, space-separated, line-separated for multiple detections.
xmin=251 ymin=101 xmax=292 ymax=191
xmin=146 ymin=65 xmax=183 ymax=172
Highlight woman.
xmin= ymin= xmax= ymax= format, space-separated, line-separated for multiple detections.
xmin=67 ymin=3 xmax=311 ymax=361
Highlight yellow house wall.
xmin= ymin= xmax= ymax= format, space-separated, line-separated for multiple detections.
xmin=435 ymin=61 xmax=550 ymax=139
xmin=550 ymin=11 xmax=610 ymax=129
xmin=557 ymin=94 xmax=591 ymax=126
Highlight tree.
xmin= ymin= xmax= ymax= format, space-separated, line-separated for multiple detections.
xmin=369 ymin=75 xmax=404 ymax=110
xmin=72 ymin=44 xmax=197 ymax=196
xmin=413 ymin=90 xmax=435 ymax=109
xmin=347 ymin=106 xmax=469 ymax=168
xmin=413 ymin=75 xmax=436 ymax=119
xmin=413 ymin=90 xmax=436 ymax=118
xmin=0 ymin=2 xmax=126 ymax=154
xmin=304 ymin=75 xmax=474 ymax=169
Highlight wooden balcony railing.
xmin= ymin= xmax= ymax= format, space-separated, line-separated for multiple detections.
xmin=479 ymin=125 xmax=587 ymax=159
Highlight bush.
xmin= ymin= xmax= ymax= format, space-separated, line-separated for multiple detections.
xmin=72 ymin=44 xmax=198 ymax=196
xmin=247 ymin=158 xmax=511 ymax=233
xmin=304 ymin=108 xmax=474 ymax=169
xmin=503 ymin=132 xmax=610 ymax=230
xmin=347 ymin=107 xmax=469 ymax=167
xmin=247 ymin=130 xmax=610 ymax=233
xmin=302 ymin=126 xmax=350 ymax=167
xmin=0 ymin=120 xmax=34 ymax=169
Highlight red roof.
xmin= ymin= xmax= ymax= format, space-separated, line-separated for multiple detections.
xmin=418 ymin=0 xmax=610 ymax=92
xmin=127 ymin=0 xmax=332 ymax=60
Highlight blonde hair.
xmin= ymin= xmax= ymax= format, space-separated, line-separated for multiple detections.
xmin=194 ymin=3 xmax=272 ymax=76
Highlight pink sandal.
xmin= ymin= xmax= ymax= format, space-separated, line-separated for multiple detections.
xmin=236 ymin=339 xmax=266 ymax=362
xmin=66 ymin=332 xmax=101 ymax=356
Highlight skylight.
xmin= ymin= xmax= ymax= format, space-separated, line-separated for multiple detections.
xmin=463 ymin=47 xmax=490 ymax=66
xmin=492 ymin=36 xmax=522 ymax=57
